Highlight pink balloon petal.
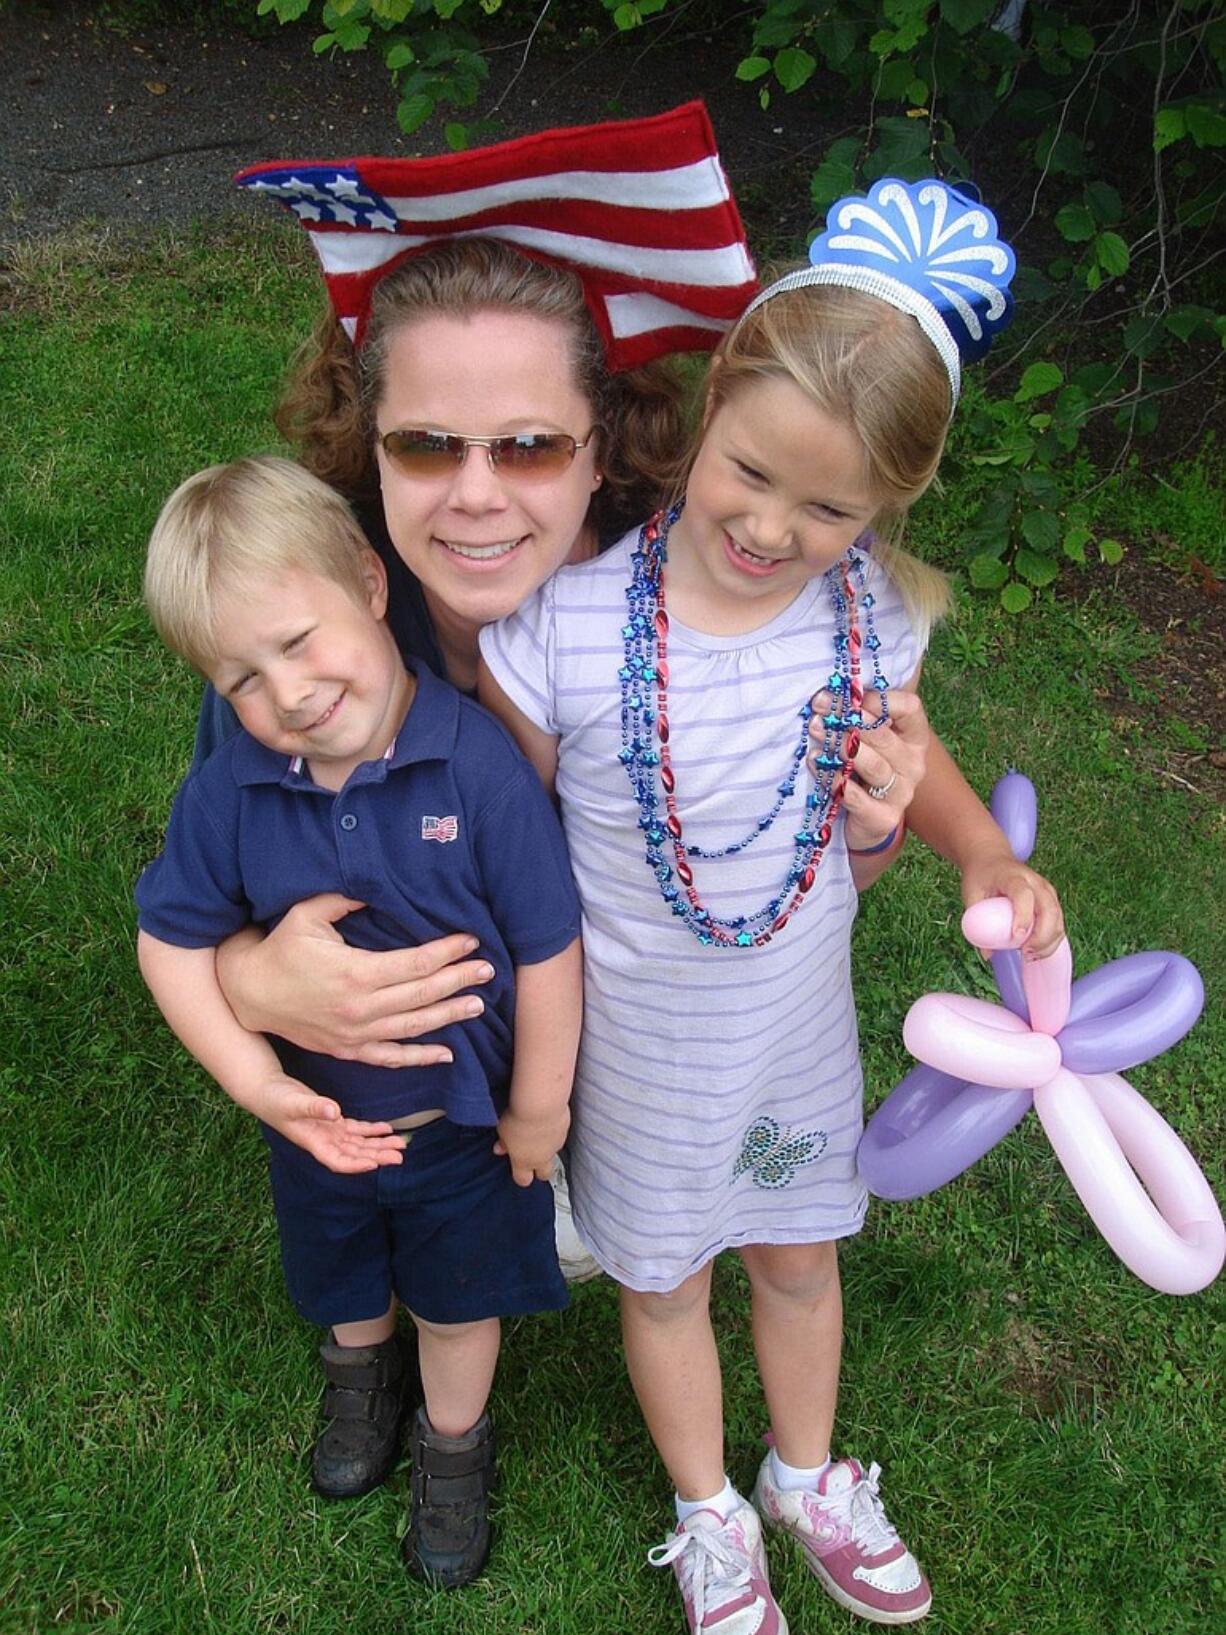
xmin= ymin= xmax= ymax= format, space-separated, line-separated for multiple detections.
xmin=1034 ymin=1071 xmax=1225 ymax=1296
xmin=903 ymin=993 xmax=1061 ymax=1090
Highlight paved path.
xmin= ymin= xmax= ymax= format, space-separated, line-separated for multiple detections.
xmin=1 ymin=3 xmax=819 ymax=250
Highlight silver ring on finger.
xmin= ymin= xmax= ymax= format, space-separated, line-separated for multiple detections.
xmin=866 ymin=771 xmax=898 ymax=801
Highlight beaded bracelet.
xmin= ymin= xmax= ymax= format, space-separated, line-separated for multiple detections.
xmin=847 ymin=824 xmax=901 ymax=857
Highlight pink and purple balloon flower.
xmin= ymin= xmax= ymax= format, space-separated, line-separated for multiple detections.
xmin=857 ymin=773 xmax=1222 ymax=1295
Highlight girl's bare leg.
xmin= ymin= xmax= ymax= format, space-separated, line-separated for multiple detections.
xmin=740 ymin=1240 xmax=842 ymax=1466
xmin=620 ymin=1261 xmax=725 ymax=1500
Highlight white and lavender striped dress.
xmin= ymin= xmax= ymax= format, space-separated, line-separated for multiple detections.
xmin=480 ymin=529 xmax=923 ymax=1292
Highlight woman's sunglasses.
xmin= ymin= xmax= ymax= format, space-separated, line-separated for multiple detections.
xmin=380 ymin=427 xmax=598 ymax=482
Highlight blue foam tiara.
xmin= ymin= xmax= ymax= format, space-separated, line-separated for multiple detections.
xmin=741 ymin=178 xmax=1016 ymax=409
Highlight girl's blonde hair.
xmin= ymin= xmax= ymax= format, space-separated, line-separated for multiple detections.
xmin=275 ymin=238 xmax=687 ymax=537
xmin=692 ymin=280 xmax=954 ymax=632
xmin=144 ymin=455 xmax=372 ymax=674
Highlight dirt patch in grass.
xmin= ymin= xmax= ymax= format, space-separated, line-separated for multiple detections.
xmin=996 ymin=1311 xmax=1120 ymax=1420
xmin=1069 ymin=550 xmax=1226 ymax=804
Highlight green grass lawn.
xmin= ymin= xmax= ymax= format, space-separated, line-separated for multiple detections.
xmin=2 ymin=225 xmax=1223 ymax=1635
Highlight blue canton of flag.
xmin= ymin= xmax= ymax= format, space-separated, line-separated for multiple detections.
xmin=421 ymin=814 xmax=459 ymax=844
xmin=239 ymin=165 xmax=398 ymax=232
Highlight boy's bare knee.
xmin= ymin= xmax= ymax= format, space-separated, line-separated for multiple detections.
xmin=409 ymin=1311 xmax=498 ymax=1345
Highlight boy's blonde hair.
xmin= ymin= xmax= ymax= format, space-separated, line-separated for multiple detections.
xmin=693 ymin=281 xmax=954 ymax=632
xmin=144 ymin=455 xmax=372 ymax=674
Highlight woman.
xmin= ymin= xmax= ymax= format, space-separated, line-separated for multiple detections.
xmin=197 ymin=124 xmax=942 ymax=1535
xmin=207 ymin=105 xmax=778 ymax=1098
xmin=203 ymin=239 xmax=692 ymax=1272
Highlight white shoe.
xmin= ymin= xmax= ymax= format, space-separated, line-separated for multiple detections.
xmin=752 ymin=1454 xmax=931 ymax=1625
xmin=552 ymin=1160 xmax=601 ymax=1283
xmin=648 ymin=1501 xmax=788 ymax=1634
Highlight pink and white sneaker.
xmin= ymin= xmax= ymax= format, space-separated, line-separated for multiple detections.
xmin=752 ymin=1455 xmax=931 ymax=1625
xmin=648 ymin=1500 xmax=789 ymax=1634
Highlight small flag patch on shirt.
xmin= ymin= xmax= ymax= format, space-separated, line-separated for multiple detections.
xmin=421 ymin=814 xmax=459 ymax=843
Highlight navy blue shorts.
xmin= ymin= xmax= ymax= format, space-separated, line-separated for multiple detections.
xmin=263 ymin=1118 xmax=568 ymax=1328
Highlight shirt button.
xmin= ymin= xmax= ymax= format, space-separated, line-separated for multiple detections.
xmin=340 ymin=813 xmax=358 ymax=832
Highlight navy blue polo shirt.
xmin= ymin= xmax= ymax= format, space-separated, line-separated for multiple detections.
xmin=137 ymin=661 xmax=580 ymax=1127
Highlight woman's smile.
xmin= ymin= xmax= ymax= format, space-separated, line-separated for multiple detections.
xmin=435 ymin=534 xmax=529 ymax=565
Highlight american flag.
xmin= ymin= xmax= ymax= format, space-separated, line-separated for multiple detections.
xmin=234 ymin=101 xmax=757 ymax=370
xmin=421 ymin=814 xmax=459 ymax=844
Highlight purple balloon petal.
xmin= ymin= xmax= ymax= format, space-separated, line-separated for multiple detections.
xmin=859 ymin=1062 xmax=1033 ymax=1202
xmin=1060 ymin=952 xmax=1204 ymax=1074
xmin=992 ymin=946 xmax=1030 ymax=1022
xmin=990 ymin=771 xmax=1037 ymax=863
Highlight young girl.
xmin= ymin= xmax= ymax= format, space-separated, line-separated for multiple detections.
xmin=479 ymin=179 xmax=1060 ymax=1631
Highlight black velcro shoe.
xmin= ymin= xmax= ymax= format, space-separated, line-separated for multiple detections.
xmin=401 ymin=1407 xmax=496 ymax=1588
xmin=311 ymin=1331 xmax=418 ymax=1499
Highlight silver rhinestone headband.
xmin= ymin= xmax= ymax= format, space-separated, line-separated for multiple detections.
xmin=739 ymin=264 xmax=963 ymax=411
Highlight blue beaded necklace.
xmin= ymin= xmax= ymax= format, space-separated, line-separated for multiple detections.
xmin=617 ymin=504 xmax=890 ymax=949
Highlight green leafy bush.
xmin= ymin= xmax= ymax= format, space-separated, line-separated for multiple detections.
xmin=248 ymin=1 xmax=1224 ymax=609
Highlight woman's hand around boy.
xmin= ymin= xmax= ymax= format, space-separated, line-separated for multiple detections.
xmin=256 ymin=1073 xmax=409 ymax=1174
xmin=494 ymin=1106 xmax=571 ymax=1188
xmin=215 ymin=895 xmax=496 ymax=1068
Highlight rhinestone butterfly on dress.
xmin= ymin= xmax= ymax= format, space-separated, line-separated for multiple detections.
xmin=731 ymin=1116 xmax=828 ymax=1190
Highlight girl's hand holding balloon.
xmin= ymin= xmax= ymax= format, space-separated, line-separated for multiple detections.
xmin=959 ymin=844 xmax=1065 ymax=962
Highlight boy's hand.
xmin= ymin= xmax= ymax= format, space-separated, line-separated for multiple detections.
xmin=494 ymin=1106 xmax=570 ymax=1188
xmin=259 ymin=1075 xmax=408 ymax=1174
xmin=960 ymin=849 xmax=1065 ymax=961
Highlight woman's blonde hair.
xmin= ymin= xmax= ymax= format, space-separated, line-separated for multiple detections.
xmin=144 ymin=455 xmax=372 ymax=674
xmin=690 ymin=280 xmax=954 ymax=631
xmin=275 ymin=238 xmax=688 ymax=536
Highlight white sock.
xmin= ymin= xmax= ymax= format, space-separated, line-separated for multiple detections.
xmin=769 ymin=1448 xmax=832 ymax=1492
xmin=676 ymin=1477 xmax=739 ymax=1525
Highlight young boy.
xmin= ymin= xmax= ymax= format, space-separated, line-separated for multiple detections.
xmin=135 ymin=456 xmax=582 ymax=1587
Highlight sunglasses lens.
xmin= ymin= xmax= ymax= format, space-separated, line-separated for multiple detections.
xmin=381 ymin=430 xmax=464 ymax=476
xmin=491 ymin=433 xmax=577 ymax=478
xmin=380 ymin=430 xmax=584 ymax=481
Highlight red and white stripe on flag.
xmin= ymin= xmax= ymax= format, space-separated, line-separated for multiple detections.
xmin=234 ymin=101 xmax=757 ymax=370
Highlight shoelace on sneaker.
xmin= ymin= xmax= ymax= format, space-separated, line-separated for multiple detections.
xmin=816 ymin=1462 xmax=900 ymax=1556
xmin=649 ymin=1516 xmax=754 ymax=1626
